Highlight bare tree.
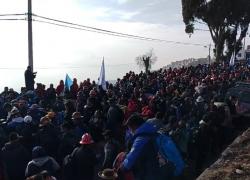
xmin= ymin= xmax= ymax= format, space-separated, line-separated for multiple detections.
xmin=135 ymin=49 xmax=157 ymax=73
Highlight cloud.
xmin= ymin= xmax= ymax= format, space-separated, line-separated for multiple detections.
xmin=0 ymin=0 xmax=216 ymax=90
xmin=116 ymin=0 xmax=131 ymax=5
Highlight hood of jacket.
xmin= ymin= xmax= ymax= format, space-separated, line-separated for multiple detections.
xmin=134 ymin=122 xmax=157 ymax=137
xmin=31 ymin=156 xmax=50 ymax=167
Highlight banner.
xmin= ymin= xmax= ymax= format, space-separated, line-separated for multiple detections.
xmin=98 ymin=58 xmax=107 ymax=91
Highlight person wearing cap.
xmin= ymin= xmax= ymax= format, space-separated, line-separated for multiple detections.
xmin=66 ymin=133 xmax=97 ymax=180
xmin=25 ymin=146 xmax=60 ymax=178
xmin=2 ymin=132 xmax=30 ymax=180
xmin=21 ymin=115 xmax=38 ymax=151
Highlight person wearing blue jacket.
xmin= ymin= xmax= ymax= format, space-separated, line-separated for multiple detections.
xmin=120 ymin=113 xmax=162 ymax=180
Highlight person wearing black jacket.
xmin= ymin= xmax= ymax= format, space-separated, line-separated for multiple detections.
xmin=2 ymin=132 xmax=30 ymax=180
xmin=25 ymin=66 xmax=36 ymax=91
xmin=67 ymin=133 xmax=97 ymax=180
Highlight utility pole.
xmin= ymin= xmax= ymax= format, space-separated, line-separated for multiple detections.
xmin=28 ymin=0 xmax=34 ymax=72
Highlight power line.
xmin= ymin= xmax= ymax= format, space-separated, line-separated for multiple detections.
xmin=0 ymin=18 xmax=26 ymax=21
xmin=0 ymin=12 xmax=209 ymax=47
xmin=33 ymin=14 xmax=208 ymax=47
xmin=33 ymin=14 xmax=165 ymax=42
xmin=32 ymin=19 xmax=152 ymax=41
xmin=0 ymin=13 xmax=26 ymax=16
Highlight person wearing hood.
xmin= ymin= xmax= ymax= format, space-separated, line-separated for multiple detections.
xmin=2 ymin=132 xmax=30 ymax=180
xmin=25 ymin=146 xmax=60 ymax=178
xmin=120 ymin=113 xmax=161 ymax=180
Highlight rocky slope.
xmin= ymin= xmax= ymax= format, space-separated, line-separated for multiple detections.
xmin=197 ymin=128 xmax=250 ymax=180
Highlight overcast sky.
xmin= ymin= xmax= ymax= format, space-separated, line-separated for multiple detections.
xmin=0 ymin=0 xmax=249 ymax=90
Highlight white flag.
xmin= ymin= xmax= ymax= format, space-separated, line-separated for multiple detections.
xmin=229 ymin=51 xmax=235 ymax=66
xmin=98 ymin=58 xmax=107 ymax=90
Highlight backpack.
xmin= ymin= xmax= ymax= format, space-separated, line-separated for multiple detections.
xmin=156 ymin=133 xmax=185 ymax=176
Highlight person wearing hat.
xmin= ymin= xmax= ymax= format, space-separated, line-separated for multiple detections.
xmin=25 ymin=146 xmax=60 ymax=178
xmin=36 ymin=116 xmax=60 ymax=158
xmin=2 ymin=132 xmax=30 ymax=180
xmin=64 ymin=133 xmax=97 ymax=180
xmin=102 ymin=130 xmax=121 ymax=169
xmin=71 ymin=112 xmax=88 ymax=140
xmin=7 ymin=107 xmax=25 ymax=133
xmin=98 ymin=168 xmax=118 ymax=180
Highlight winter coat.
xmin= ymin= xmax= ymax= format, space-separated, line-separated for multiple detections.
xmin=36 ymin=124 xmax=60 ymax=157
xmin=106 ymin=105 xmax=124 ymax=132
xmin=70 ymin=146 xmax=97 ymax=180
xmin=58 ymin=131 xmax=78 ymax=163
xmin=121 ymin=122 xmax=162 ymax=180
xmin=2 ymin=141 xmax=30 ymax=180
xmin=25 ymin=156 xmax=60 ymax=178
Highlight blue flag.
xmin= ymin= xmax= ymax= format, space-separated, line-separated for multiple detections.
xmin=65 ymin=74 xmax=73 ymax=91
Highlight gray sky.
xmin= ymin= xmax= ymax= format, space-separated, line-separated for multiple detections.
xmin=0 ymin=0 xmax=249 ymax=90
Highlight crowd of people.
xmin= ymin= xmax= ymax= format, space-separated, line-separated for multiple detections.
xmin=0 ymin=62 xmax=249 ymax=180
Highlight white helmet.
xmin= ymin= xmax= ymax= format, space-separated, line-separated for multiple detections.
xmin=24 ymin=115 xmax=32 ymax=123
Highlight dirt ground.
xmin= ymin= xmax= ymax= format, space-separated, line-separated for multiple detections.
xmin=197 ymin=128 xmax=250 ymax=180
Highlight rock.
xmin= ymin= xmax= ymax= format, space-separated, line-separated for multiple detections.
xmin=235 ymin=169 xmax=244 ymax=174
xmin=197 ymin=128 xmax=250 ymax=180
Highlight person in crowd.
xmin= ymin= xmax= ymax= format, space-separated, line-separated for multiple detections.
xmin=46 ymin=84 xmax=57 ymax=107
xmin=70 ymin=78 xmax=79 ymax=99
xmin=67 ymin=133 xmax=97 ymax=180
xmin=56 ymin=80 xmax=65 ymax=97
xmin=7 ymin=107 xmax=25 ymax=133
xmin=102 ymin=129 xmax=121 ymax=169
xmin=35 ymin=116 xmax=60 ymax=158
xmin=25 ymin=146 xmax=60 ymax=178
xmin=119 ymin=113 xmax=162 ymax=180
xmin=106 ymin=98 xmax=124 ymax=137
xmin=0 ymin=62 xmax=249 ymax=179
xmin=25 ymin=66 xmax=37 ymax=91
xmin=2 ymin=132 xmax=30 ymax=180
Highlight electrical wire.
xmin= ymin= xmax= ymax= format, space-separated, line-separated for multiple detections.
xmin=32 ymin=19 xmax=153 ymax=40
xmin=33 ymin=14 xmax=207 ymax=47
xmin=0 ymin=12 xmax=210 ymax=47
xmin=0 ymin=13 xmax=26 ymax=16
xmin=0 ymin=18 xmax=26 ymax=21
